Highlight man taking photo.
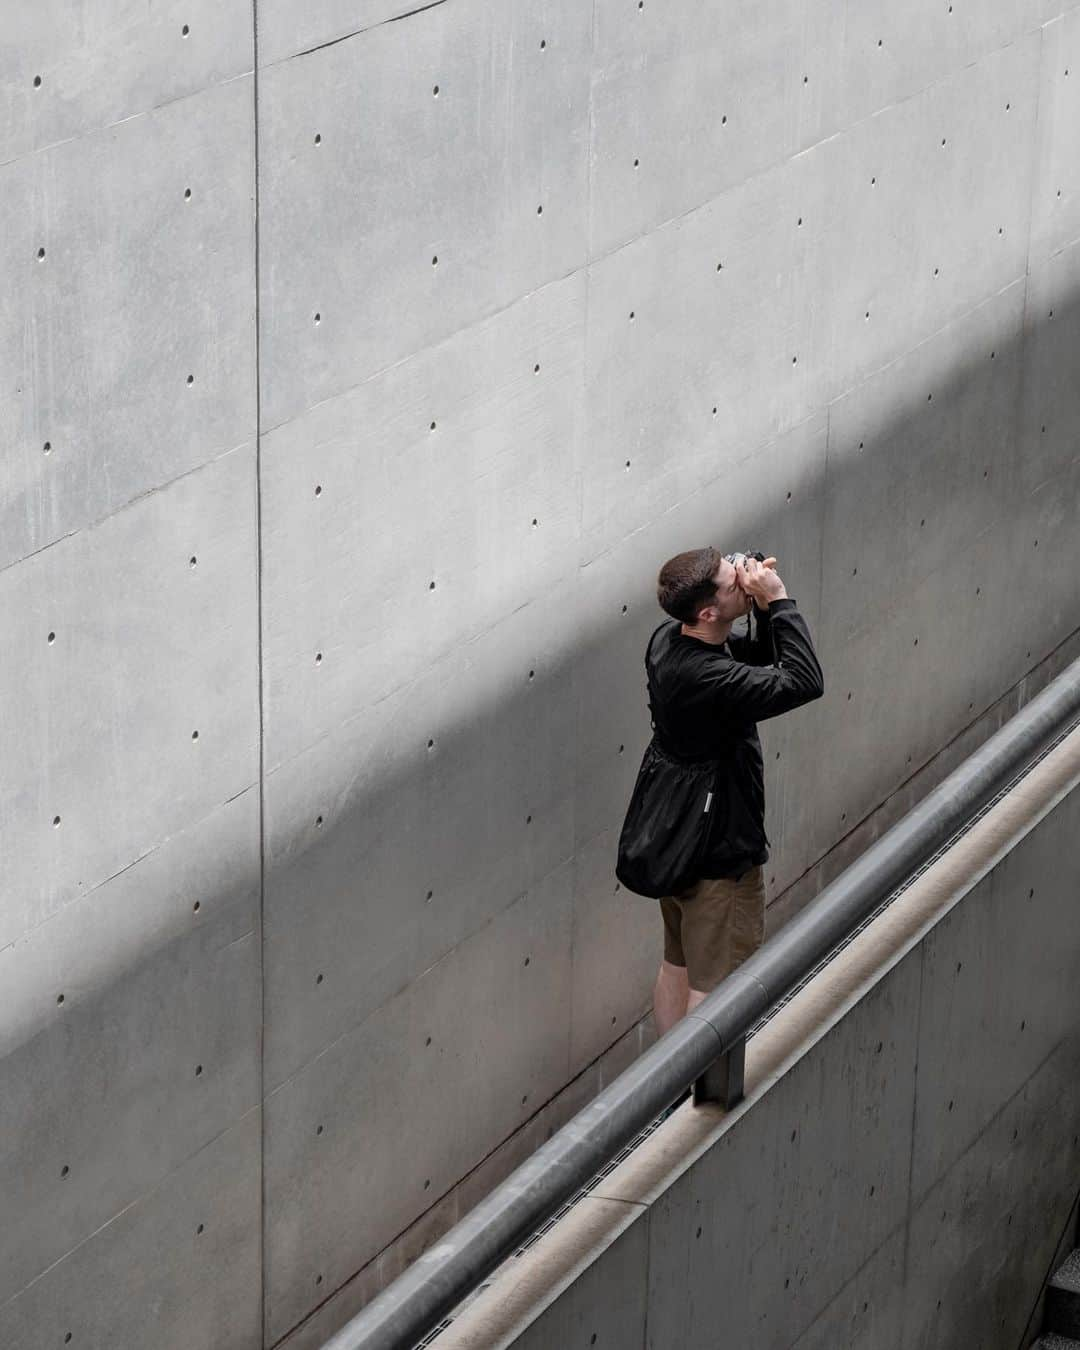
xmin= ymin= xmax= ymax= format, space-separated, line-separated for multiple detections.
xmin=616 ymin=547 xmax=824 ymax=1038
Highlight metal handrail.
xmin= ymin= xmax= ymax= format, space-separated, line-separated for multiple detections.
xmin=323 ymin=654 xmax=1080 ymax=1350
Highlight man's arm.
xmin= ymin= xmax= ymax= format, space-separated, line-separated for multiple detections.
xmin=726 ymin=600 xmax=782 ymax=667
xmin=706 ymin=600 xmax=824 ymax=724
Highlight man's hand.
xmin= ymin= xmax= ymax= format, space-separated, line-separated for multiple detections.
xmin=737 ymin=555 xmax=788 ymax=607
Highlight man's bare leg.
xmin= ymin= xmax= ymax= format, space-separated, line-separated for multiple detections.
xmin=686 ymin=986 xmax=708 ymax=1016
xmin=653 ymin=960 xmax=690 ymax=1036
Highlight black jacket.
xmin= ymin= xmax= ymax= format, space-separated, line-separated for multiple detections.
xmin=643 ymin=597 xmax=824 ymax=879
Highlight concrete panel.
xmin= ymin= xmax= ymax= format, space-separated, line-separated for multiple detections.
xmin=0 ymin=0 xmax=252 ymax=161
xmin=579 ymin=151 xmax=816 ymax=565
xmin=790 ymin=1230 xmax=906 ymax=1350
xmin=0 ymin=443 xmax=258 ymax=951
xmin=810 ymin=0 xmax=1032 ymax=144
xmin=1030 ymin=10 xmax=1080 ymax=264
xmin=822 ymin=280 xmax=1027 ymax=649
xmin=0 ymin=78 xmax=256 ymax=568
xmin=261 ymin=579 xmax=576 ymax=1091
xmin=1016 ymin=239 xmax=1080 ymax=497
xmin=263 ymin=867 xmax=574 ymax=1344
xmin=909 ymin=790 xmax=1080 ymax=1204
xmin=255 ymin=0 xmax=591 ymax=431
xmin=0 ymin=1110 xmax=261 ymax=1350
xmin=259 ymin=270 xmax=585 ymax=769
xmin=800 ymin=32 xmax=1039 ymax=411
xmin=0 ymin=792 xmax=260 ymax=1305
xmin=642 ymin=948 xmax=922 ymax=1349
xmin=589 ymin=0 xmax=813 ymax=260
xmin=901 ymin=1032 xmax=1080 ymax=1350
xmin=808 ymin=546 xmax=988 ymax=860
xmin=590 ymin=0 xmax=1037 ymax=260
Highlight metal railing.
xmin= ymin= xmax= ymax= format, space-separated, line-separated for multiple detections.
xmin=323 ymin=653 xmax=1080 ymax=1350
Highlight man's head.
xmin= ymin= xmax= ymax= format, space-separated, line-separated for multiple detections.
xmin=656 ymin=547 xmax=752 ymax=627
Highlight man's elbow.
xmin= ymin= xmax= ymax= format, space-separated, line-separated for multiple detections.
xmin=802 ymin=670 xmax=824 ymax=703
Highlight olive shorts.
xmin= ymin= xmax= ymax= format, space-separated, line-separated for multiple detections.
xmin=659 ymin=865 xmax=767 ymax=992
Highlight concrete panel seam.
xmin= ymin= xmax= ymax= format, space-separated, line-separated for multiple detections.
xmin=0 ymin=438 xmax=253 ymax=581
xmin=287 ymin=0 xmax=449 ymax=68
xmin=0 ymin=1102 xmax=263 ymax=1317
xmin=253 ymin=1 xmax=268 ymax=1346
xmin=0 ymin=69 xmax=256 ymax=175
xmin=896 ymin=938 xmax=926 ymax=1350
xmin=1 ymin=781 xmax=260 ymax=956
xmin=907 ymin=1035 xmax=1067 ymax=1215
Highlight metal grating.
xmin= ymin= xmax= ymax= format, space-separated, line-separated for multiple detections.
xmin=412 ymin=713 xmax=1080 ymax=1348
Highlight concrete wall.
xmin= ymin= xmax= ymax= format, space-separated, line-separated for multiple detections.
xmin=436 ymin=743 xmax=1080 ymax=1350
xmin=2 ymin=1 xmax=1079 ymax=1347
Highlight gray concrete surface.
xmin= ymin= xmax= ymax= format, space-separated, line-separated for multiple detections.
xmin=2 ymin=0 xmax=1079 ymax=1345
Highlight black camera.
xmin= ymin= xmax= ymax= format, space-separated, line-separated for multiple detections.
xmin=723 ymin=550 xmax=766 ymax=568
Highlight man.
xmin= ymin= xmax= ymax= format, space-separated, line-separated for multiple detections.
xmin=645 ymin=547 xmax=824 ymax=1036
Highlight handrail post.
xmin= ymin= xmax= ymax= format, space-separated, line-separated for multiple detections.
xmin=693 ymin=1033 xmax=745 ymax=1108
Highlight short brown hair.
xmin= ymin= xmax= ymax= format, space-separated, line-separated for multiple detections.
xmin=657 ymin=547 xmax=724 ymax=623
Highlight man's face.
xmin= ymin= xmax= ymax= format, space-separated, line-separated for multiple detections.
xmin=699 ymin=558 xmax=752 ymax=623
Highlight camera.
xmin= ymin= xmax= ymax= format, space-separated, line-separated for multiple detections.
xmin=723 ymin=550 xmax=766 ymax=569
